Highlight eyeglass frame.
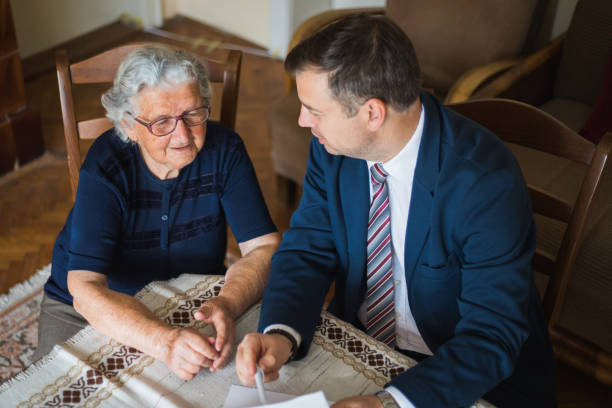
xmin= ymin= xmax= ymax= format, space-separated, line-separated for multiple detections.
xmin=126 ymin=105 xmax=211 ymax=137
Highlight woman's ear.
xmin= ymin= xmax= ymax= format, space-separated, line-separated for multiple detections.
xmin=363 ymin=98 xmax=387 ymax=132
xmin=121 ymin=119 xmax=139 ymax=143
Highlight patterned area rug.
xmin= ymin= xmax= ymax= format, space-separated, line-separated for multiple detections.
xmin=0 ymin=265 xmax=50 ymax=384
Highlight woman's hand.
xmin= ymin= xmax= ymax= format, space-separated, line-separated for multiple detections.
xmin=68 ymin=269 xmax=222 ymax=381
xmin=157 ymin=327 xmax=219 ymax=380
xmin=192 ymin=232 xmax=280 ymax=371
xmin=193 ymin=296 xmax=236 ymax=371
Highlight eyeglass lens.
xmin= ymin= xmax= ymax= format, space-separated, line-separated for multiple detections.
xmin=150 ymin=106 xmax=209 ymax=136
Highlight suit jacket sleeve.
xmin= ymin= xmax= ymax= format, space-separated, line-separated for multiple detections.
xmin=390 ymin=167 xmax=536 ymax=407
xmin=258 ymin=139 xmax=339 ymax=358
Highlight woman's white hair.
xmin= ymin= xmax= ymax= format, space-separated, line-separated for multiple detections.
xmin=101 ymin=45 xmax=212 ymax=142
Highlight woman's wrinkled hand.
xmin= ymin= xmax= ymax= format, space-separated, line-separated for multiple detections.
xmin=193 ymin=296 xmax=236 ymax=371
xmin=157 ymin=327 xmax=218 ymax=380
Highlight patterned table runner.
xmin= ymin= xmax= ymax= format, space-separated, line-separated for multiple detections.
xmin=0 ymin=274 xmax=494 ymax=407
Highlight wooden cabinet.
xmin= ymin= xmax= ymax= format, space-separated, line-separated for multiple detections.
xmin=0 ymin=0 xmax=43 ymax=175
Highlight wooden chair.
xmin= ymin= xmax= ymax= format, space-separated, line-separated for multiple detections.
xmin=448 ymin=98 xmax=612 ymax=385
xmin=56 ymin=43 xmax=242 ymax=200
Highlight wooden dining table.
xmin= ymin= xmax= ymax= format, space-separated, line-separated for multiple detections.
xmin=0 ymin=274 xmax=494 ymax=407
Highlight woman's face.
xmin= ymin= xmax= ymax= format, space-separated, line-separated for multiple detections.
xmin=125 ymin=82 xmax=206 ymax=180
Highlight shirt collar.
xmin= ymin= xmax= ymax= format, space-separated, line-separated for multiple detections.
xmin=368 ymin=104 xmax=425 ymax=179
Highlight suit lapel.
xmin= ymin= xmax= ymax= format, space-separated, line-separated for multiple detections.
xmin=339 ymin=157 xmax=369 ymax=316
xmin=404 ymin=92 xmax=441 ymax=281
xmin=404 ymin=181 xmax=433 ymax=279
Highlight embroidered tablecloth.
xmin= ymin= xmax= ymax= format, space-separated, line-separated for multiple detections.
xmin=0 ymin=274 xmax=494 ymax=407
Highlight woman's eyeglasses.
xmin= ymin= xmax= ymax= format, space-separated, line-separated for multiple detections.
xmin=127 ymin=105 xmax=210 ymax=137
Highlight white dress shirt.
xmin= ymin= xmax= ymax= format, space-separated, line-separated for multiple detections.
xmin=363 ymin=106 xmax=428 ymax=408
xmin=360 ymin=104 xmax=431 ymax=357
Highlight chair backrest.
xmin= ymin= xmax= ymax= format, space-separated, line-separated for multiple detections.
xmin=56 ymin=43 xmax=242 ymax=199
xmin=386 ymin=0 xmax=543 ymax=95
xmin=447 ymin=98 xmax=612 ymax=323
xmin=450 ymin=98 xmax=612 ymax=385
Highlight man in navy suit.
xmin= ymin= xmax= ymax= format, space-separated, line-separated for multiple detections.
xmin=235 ymin=13 xmax=556 ymax=408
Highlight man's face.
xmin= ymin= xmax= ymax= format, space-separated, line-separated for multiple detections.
xmin=295 ymin=69 xmax=376 ymax=159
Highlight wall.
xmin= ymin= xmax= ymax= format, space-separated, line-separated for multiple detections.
xmin=167 ymin=0 xmax=271 ymax=47
xmin=9 ymin=0 xmax=161 ymax=58
xmin=551 ymin=0 xmax=579 ymax=38
xmin=332 ymin=0 xmax=385 ymax=8
xmin=269 ymin=0 xmax=293 ymax=57
xmin=293 ymin=0 xmax=332 ymax=32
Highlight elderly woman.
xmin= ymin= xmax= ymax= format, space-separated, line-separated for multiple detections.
xmin=33 ymin=45 xmax=280 ymax=380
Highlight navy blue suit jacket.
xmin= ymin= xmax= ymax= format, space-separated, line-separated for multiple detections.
xmin=260 ymin=92 xmax=556 ymax=407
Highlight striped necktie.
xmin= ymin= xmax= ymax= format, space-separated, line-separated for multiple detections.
xmin=366 ymin=163 xmax=396 ymax=346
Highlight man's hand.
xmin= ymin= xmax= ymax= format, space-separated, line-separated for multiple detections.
xmin=157 ymin=327 xmax=218 ymax=381
xmin=332 ymin=395 xmax=383 ymax=408
xmin=193 ymin=297 xmax=236 ymax=371
xmin=235 ymin=333 xmax=293 ymax=385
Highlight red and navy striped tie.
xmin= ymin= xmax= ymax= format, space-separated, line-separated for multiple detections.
xmin=366 ymin=163 xmax=396 ymax=346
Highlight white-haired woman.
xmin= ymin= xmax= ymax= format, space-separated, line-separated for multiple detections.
xmin=34 ymin=45 xmax=280 ymax=380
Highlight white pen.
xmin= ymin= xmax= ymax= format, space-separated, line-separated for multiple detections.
xmin=254 ymin=366 xmax=268 ymax=404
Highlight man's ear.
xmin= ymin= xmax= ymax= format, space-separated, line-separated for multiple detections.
xmin=363 ymin=98 xmax=386 ymax=131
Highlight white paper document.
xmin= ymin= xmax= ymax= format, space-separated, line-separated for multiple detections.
xmin=223 ymin=384 xmax=329 ymax=408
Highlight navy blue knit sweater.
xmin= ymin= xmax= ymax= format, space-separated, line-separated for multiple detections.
xmin=45 ymin=122 xmax=276 ymax=304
